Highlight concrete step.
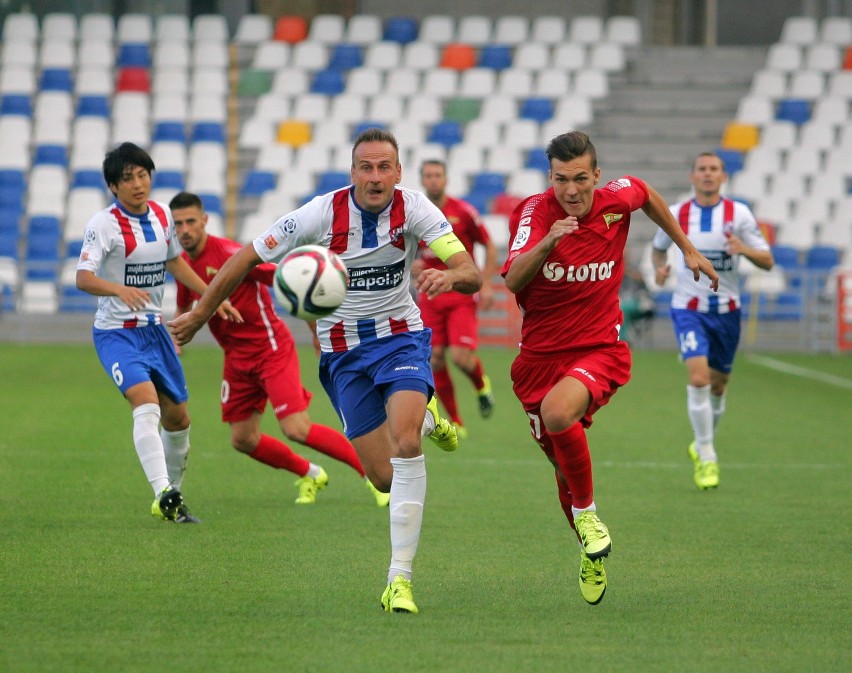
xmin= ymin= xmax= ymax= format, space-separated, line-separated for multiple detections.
xmin=602 ymin=84 xmax=744 ymax=113
xmin=591 ymin=112 xmax=728 ymax=140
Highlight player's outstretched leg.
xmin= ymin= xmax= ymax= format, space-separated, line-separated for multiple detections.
xmin=424 ymin=396 xmax=458 ymax=452
xmin=381 ymin=575 xmax=419 ymax=614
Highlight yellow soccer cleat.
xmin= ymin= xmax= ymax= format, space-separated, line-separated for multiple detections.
xmin=365 ymin=478 xmax=390 ymax=507
xmin=294 ymin=466 xmax=329 ymax=504
xmin=688 ymin=442 xmax=720 ymax=490
xmin=579 ymin=551 xmax=607 ymax=605
xmin=425 ymin=396 xmax=458 ymax=452
xmin=151 ymin=486 xmax=182 ymax=521
xmin=574 ymin=510 xmax=612 ymax=560
xmin=381 ymin=575 xmax=419 ymax=614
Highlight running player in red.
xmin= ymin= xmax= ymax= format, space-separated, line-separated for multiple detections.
xmin=503 ymin=132 xmax=719 ymax=605
xmin=169 ymin=192 xmax=388 ymax=507
xmin=416 ymin=160 xmax=498 ymax=437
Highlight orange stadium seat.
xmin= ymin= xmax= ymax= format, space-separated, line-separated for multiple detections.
xmin=274 ymin=15 xmax=308 ymax=43
xmin=277 ymin=120 xmax=312 ymax=147
xmin=720 ymin=122 xmax=760 ymax=151
xmin=843 ymin=46 xmax=852 ymax=69
xmin=440 ymin=43 xmax=477 ymax=70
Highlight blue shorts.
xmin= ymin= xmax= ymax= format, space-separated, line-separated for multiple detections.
xmin=670 ymin=308 xmax=741 ymax=374
xmin=93 ymin=324 xmax=189 ymax=403
xmin=319 ymin=330 xmax=434 ymax=439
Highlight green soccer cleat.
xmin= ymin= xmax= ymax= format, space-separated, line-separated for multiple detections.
xmin=425 ymin=396 xmax=458 ymax=452
xmin=381 ymin=575 xmax=419 ymax=614
xmin=294 ymin=466 xmax=329 ymax=504
xmin=452 ymin=422 xmax=468 ymax=440
xmin=574 ymin=510 xmax=612 ymax=560
xmin=365 ymin=478 xmax=390 ymax=507
xmin=578 ymin=552 xmax=607 ymax=605
xmin=476 ymin=376 xmax=495 ymax=418
xmin=688 ymin=442 xmax=720 ymax=490
xmin=151 ymin=486 xmax=183 ymax=521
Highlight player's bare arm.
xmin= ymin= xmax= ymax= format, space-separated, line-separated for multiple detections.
xmin=504 ymin=216 xmax=579 ymax=293
xmin=641 ymin=186 xmax=720 ymax=291
xmin=651 ymin=247 xmax=671 ymax=287
xmin=76 ymin=269 xmax=151 ymax=310
xmin=478 ymin=238 xmax=498 ymax=310
xmin=726 ymin=234 xmax=774 ymax=270
xmin=166 ymin=256 xmax=243 ymax=324
xmin=416 ymin=251 xmax=481 ymax=298
xmin=169 ymin=244 xmax=261 ymax=345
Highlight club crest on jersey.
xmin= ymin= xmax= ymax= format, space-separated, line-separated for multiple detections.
xmin=603 ymin=213 xmax=623 ymax=228
xmin=206 ymin=265 xmax=218 ymax=276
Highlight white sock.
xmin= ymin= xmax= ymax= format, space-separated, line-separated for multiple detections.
xmin=687 ymin=384 xmax=717 ymax=462
xmin=306 ymin=463 xmax=323 ymax=479
xmin=571 ymin=501 xmax=597 ymax=521
xmin=161 ymin=426 xmax=190 ymax=490
xmin=388 ymin=455 xmax=427 ymax=584
xmin=711 ymin=391 xmax=727 ymax=430
xmin=133 ymin=403 xmax=170 ymax=495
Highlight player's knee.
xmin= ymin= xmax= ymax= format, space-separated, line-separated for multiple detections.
xmin=280 ymin=414 xmax=311 ymax=444
xmin=230 ymin=433 xmax=258 ymax=454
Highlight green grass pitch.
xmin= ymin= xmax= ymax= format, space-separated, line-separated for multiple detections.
xmin=1 ymin=343 xmax=850 ymax=673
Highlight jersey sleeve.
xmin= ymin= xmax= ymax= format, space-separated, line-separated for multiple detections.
xmin=652 ymin=210 xmax=675 ymax=251
xmin=735 ymin=203 xmax=770 ymax=251
xmin=407 ymin=191 xmax=453 ymax=245
xmin=603 ymin=175 xmax=650 ymax=212
xmin=76 ymin=212 xmax=111 ymax=274
xmin=252 ymin=197 xmax=326 ymax=263
xmin=501 ymin=194 xmax=549 ymax=275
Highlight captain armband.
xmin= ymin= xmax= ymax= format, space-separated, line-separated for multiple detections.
xmin=427 ymin=233 xmax=466 ymax=263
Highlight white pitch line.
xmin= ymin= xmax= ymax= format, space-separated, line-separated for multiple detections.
xmin=746 ymin=354 xmax=852 ymax=390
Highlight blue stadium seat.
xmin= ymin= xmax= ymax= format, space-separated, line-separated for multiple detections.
xmin=384 ymin=17 xmax=418 ymax=44
xmin=775 ymin=98 xmax=811 ymax=125
xmin=315 ymin=171 xmax=350 ymax=194
xmin=0 ymin=169 xmax=25 ymax=188
xmin=199 ymin=193 xmax=222 ymax=215
xmin=771 ymin=244 xmax=802 ymax=290
xmin=470 ymin=172 xmax=506 ymax=195
xmin=0 ymin=186 xmax=24 ymax=218
xmin=328 ymin=44 xmax=363 ymax=70
xmin=715 ymin=148 xmax=744 ymax=174
xmin=59 ymin=286 xmax=98 ymax=312
xmin=1 ymin=94 xmax=32 ymax=116
xmin=118 ymin=43 xmax=151 ymax=68
xmin=40 ymin=68 xmax=73 ymax=91
xmin=519 ymin=97 xmax=554 ymax=122
xmin=241 ymin=170 xmax=277 ymax=196
xmin=0 ymin=233 xmax=18 ymax=259
xmin=25 ymin=232 xmax=60 ymax=280
xmin=351 ymin=121 xmax=386 ymax=140
xmin=77 ymin=95 xmax=110 ymax=117
xmin=72 ymin=170 xmax=104 ymax=189
xmin=525 ymin=148 xmax=550 ymax=172
xmin=152 ymin=121 xmax=186 ymax=143
xmin=33 ymin=145 xmax=68 ymax=167
xmin=0 ymin=284 xmax=14 ymax=312
xmin=192 ymin=122 xmax=226 ymax=144
xmin=805 ymin=245 xmax=840 ymax=270
xmin=28 ymin=216 xmax=62 ymax=238
xmin=478 ymin=44 xmax=513 ymax=70
xmin=65 ymin=239 xmax=83 ymax=259
xmin=311 ymin=68 xmax=346 ymax=95
xmin=427 ymin=121 xmax=463 ymax=147
xmin=461 ymin=191 xmax=493 ymax=214
xmin=152 ymin=171 xmax=185 ymax=190
xmin=760 ymin=292 xmax=803 ymax=321
xmin=0 ymin=211 xmax=20 ymax=242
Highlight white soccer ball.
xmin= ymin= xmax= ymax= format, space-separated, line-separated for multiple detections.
xmin=273 ymin=245 xmax=348 ymax=320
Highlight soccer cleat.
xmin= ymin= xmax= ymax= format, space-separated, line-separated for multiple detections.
xmin=426 ymin=396 xmax=458 ymax=452
xmin=365 ymin=478 xmax=390 ymax=507
xmin=688 ymin=442 xmax=720 ymax=490
xmin=175 ymin=502 xmax=201 ymax=523
xmin=476 ymin=376 xmax=495 ymax=418
xmin=151 ymin=486 xmax=183 ymax=521
xmin=578 ymin=552 xmax=607 ymax=605
xmin=294 ymin=466 xmax=329 ymax=504
xmin=452 ymin=422 xmax=468 ymax=440
xmin=574 ymin=510 xmax=612 ymax=560
xmin=381 ymin=575 xmax=419 ymax=614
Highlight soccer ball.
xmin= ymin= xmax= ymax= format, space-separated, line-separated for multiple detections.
xmin=273 ymin=245 xmax=348 ymax=320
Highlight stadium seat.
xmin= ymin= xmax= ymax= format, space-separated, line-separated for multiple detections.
xmin=402 ymin=42 xmax=439 ymax=70
xmin=328 ymin=43 xmax=363 ymax=71
xmin=277 ymin=120 xmax=312 ymax=147
xmin=253 ymin=42 xmax=290 ymax=70
xmin=344 ymin=67 xmax=383 ymax=96
xmin=78 ymin=42 xmax=115 ymax=70
xmin=788 ymin=71 xmax=825 ymax=99
xmin=192 ymin=42 xmax=229 ymax=70
xmin=384 ymin=17 xmax=418 ymax=44
xmin=519 ymin=97 xmax=554 ymax=123
xmin=308 ymin=14 xmax=345 ymax=44
xmin=33 ymin=145 xmax=67 ymax=166
xmin=71 ymin=169 xmax=103 ymax=189
xmin=274 ymin=16 xmax=308 ymax=43
xmin=364 ymin=42 xmax=402 ymax=71
xmin=569 ymin=16 xmax=604 ymax=44
xmin=736 ymin=95 xmax=775 ymax=125
xmin=117 ymin=43 xmax=150 ymax=68
xmin=721 ymin=122 xmax=760 ymax=151
xmin=155 ymin=14 xmax=190 ymax=42
xmin=606 ymin=16 xmax=642 ymax=45
xmin=2 ymin=13 xmax=39 ymax=42
xmin=116 ymin=14 xmax=152 ymax=44
xmin=1 ymin=40 xmax=37 ymax=67
xmin=76 ymin=95 xmax=109 ymax=118
xmin=40 ymin=40 xmax=75 ymax=69
xmin=478 ymin=44 xmax=513 ymax=71
xmin=457 ymin=16 xmax=492 ymax=46
xmin=79 ymin=14 xmax=114 ymax=42
xmin=419 ymin=15 xmax=455 ymax=44
xmin=40 ymin=69 xmax=73 ymax=92
xmin=1 ymin=94 xmax=32 ymax=117
xmin=315 ymin=171 xmax=350 ymax=194
xmin=444 ymin=97 xmax=480 ymax=124
xmin=469 ymin=172 xmax=506 ymax=196
xmin=493 ymin=16 xmax=529 ymax=45
xmin=821 ymin=17 xmax=852 ymax=45
xmin=779 ymin=17 xmax=818 ymax=44
xmin=459 ymin=68 xmax=497 ymax=97
xmin=525 ymin=148 xmax=550 ymax=172
xmin=766 ymin=43 xmax=802 ymax=71
xmin=440 ymin=44 xmax=477 ymax=70
xmin=239 ymin=69 xmax=272 ymax=97
xmin=192 ymin=122 xmax=226 ymax=144
xmin=193 ymin=14 xmax=229 ymax=42
xmin=775 ymin=98 xmax=811 ymax=124
xmin=241 ymin=170 xmax=277 ymax=197
xmin=291 ymin=93 xmax=329 ymax=122
xmin=153 ymin=43 xmax=190 ymax=69
xmin=310 ymin=68 xmax=345 ymax=95
xmin=116 ymin=68 xmax=150 ymax=93
xmin=514 ymin=43 xmax=549 ymax=70
xmin=198 ymin=193 xmax=222 ymax=216
xmin=345 ymin=15 xmax=382 ymax=45
xmin=234 ymin=15 xmax=273 ymax=44
xmin=715 ymin=148 xmax=744 ymax=174
xmin=805 ymin=44 xmax=842 ymax=72
xmin=806 ymin=245 xmax=840 ymax=270
xmin=427 ymin=120 xmax=463 ymax=147
xmin=76 ymin=68 xmax=113 ymax=97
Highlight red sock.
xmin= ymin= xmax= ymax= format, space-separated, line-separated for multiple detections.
xmin=249 ymin=434 xmax=309 ymax=477
xmin=463 ymin=357 xmax=485 ymax=391
xmin=548 ymin=423 xmax=594 ymax=509
xmin=433 ymin=367 xmax=461 ymax=425
xmin=305 ymin=424 xmax=365 ymax=477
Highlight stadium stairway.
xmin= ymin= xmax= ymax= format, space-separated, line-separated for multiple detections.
xmin=589 ymin=45 xmax=766 ymax=240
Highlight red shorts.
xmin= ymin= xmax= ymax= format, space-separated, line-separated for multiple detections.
xmin=510 ymin=341 xmax=632 ymax=429
xmin=221 ymin=341 xmax=312 ymax=423
xmin=418 ymin=291 xmax=478 ymax=350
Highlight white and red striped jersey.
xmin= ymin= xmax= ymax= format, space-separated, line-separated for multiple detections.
xmin=652 ymin=197 xmax=769 ymax=313
xmin=77 ymin=200 xmax=179 ymax=329
xmin=253 ymin=185 xmax=452 ymax=352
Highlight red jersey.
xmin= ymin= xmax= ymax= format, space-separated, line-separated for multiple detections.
xmin=420 ymin=195 xmax=491 ymax=271
xmin=501 ymin=177 xmax=649 ymax=354
xmin=176 ymin=235 xmax=294 ymax=356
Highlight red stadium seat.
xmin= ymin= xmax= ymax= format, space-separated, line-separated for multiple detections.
xmin=275 ymin=16 xmax=308 ymax=43
xmin=440 ymin=43 xmax=477 ymax=70
xmin=116 ymin=67 xmax=150 ymax=93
